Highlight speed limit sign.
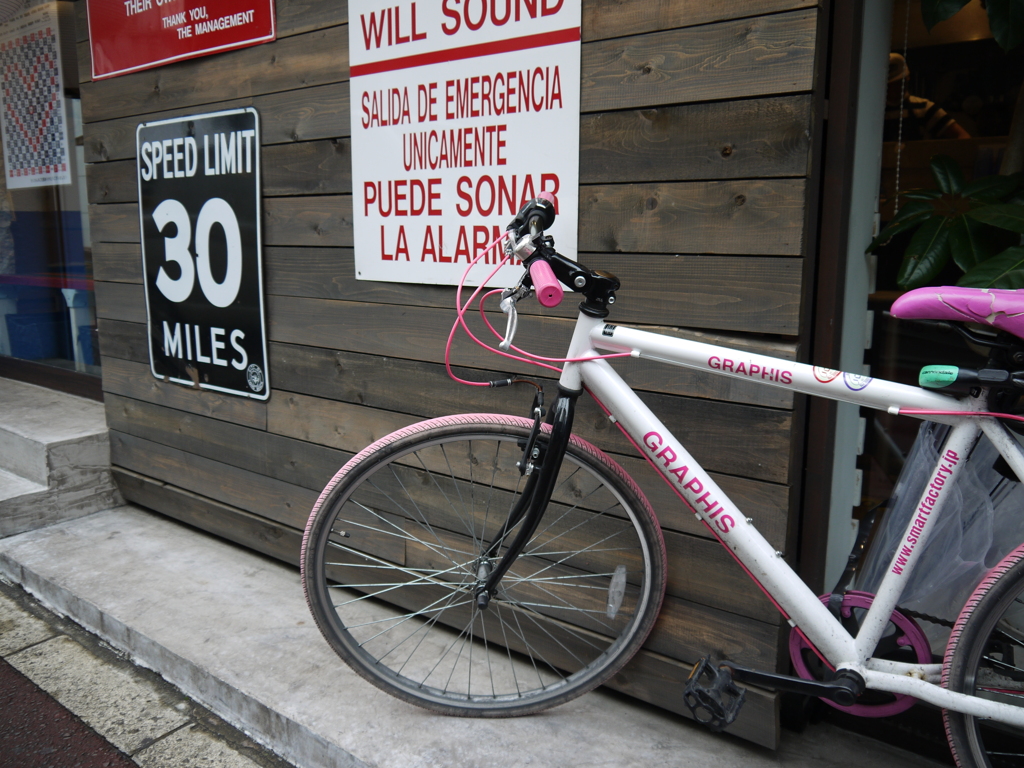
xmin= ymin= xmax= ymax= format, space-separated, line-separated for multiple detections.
xmin=137 ymin=108 xmax=269 ymax=399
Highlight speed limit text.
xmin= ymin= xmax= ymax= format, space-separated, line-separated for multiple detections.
xmin=139 ymin=129 xmax=257 ymax=180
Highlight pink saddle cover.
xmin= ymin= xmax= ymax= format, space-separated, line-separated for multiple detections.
xmin=891 ymin=286 xmax=1024 ymax=340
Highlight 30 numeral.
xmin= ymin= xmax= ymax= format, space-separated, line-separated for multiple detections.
xmin=153 ymin=197 xmax=242 ymax=307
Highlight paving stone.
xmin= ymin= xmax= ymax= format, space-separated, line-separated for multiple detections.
xmin=7 ymin=635 xmax=189 ymax=754
xmin=134 ymin=724 xmax=264 ymax=768
xmin=0 ymin=589 xmax=55 ymax=654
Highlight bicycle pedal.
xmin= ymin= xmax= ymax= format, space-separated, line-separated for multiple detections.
xmin=683 ymin=657 xmax=746 ymax=732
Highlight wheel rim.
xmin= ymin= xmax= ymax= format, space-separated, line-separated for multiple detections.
xmin=960 ymin=587 xmax=1024 ymax=766
xmin=309 ymin=428 xmax=656 ymax=711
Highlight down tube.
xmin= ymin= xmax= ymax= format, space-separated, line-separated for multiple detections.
xmin=580 ymin=358 xmax=858 ymax=664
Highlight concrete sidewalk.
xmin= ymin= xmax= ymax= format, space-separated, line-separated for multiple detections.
xmin=0 ymin=575 xmax=293 ymax=768
xmin=0 ymin=504 xmax=948 ymax=768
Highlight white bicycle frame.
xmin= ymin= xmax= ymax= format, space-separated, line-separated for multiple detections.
xmin=554 ymin=309 xmax=1024 ymax=727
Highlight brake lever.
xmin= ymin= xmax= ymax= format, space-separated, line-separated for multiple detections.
xmin=499 ymin=291 xmax=518 ymax=351
xmin=499 ymin=284 xmax=531 ymax=351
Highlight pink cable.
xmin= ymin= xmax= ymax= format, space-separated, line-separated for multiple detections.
xmin=444 ymin=232 xmax=631 ymax=386
xmin=474 ymin=290 xmax=632 ymax=365
xmin=897 ymin=409 xmax=1024 ymax=423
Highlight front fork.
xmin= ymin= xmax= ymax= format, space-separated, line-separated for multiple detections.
xmin=475 ymin=387 xmax=580 ymax=608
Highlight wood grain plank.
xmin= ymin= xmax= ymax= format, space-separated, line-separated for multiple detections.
xmin=105 ymin=393 xmax=345 ymax=491
xmin=86 ymin=160 xmax=134 ymax=205
xmin=92 ymin=243 xmax=142 ymax=284
xmin=95 ymin=309 xmax=798 ymax=412
xmin=110 ymin=431 xmax=317 ymax=529
xmin=268 ymin=293 xmax=798 ymax=420
xmin=263 ymin=139 xmax=352 ymax=196
xmin=262 ymin=343 xmax=791 ymax=484
xmin=579 ymin=180 xmax=805 ymax=256
xmin=101 ymin=356 xmax=268 ymax=430
xmin=76 ymin=39 xmax=90 ymax=86
xmin=264 ymin=311 xmax=790 ymax=415
xmin=582 ymin=0 xmax=817 ymax=41
xmin=581 ymin=9 xmax=817 ymax=113
xmin=81 ymin=25 xmax=348 ymax=123
xmin=113 ymin=467 xmax=304 ymax=566
xmin=75 ymin=1 xmax=87 ymax=42
xmin=90 ymin=197 xmax=354 ymax=247
xmin=97 ymin=319 xmax=149 ymax=363
xmin=264 ymin=246 xmax=802 ymax=337
xmin=274 ymin=0 xmax=347 ymax=36
xmin=260 ymin=266 xmax=794 ymax=409
xmin=571 ymin=392 xmax=791 ymax=485
xmin=87 ymin=139 xmax=352 ymax=203
xmin=256 ymin=81 xmax=351 ymax=145
xmin=579 ymin=95 xmax=813 ymax=183
xmin=265 ymin=341 xmax=791 ymax=548
xmin=614 ymin=651 xmax=778 ymax=748
xmin=648 ymin=594 xmax=779 ymax=671
xmin=90 ymin=203 xmax=139 ymax=243
xmin=90 ymin=183 xmax=805 ymax=262
xmin=265 ymin=196 xmax=353 ymax=246
xmin=95 ymin=281 xmax=146 ymax=324
xmin=84 ymin=82 xmax=349 ymax=163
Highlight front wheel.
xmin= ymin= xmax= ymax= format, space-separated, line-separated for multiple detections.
xmin=944 ymin=545 xmax=1024 ymax=767
xmin=301 ymin=414 xmax=667 ymax=716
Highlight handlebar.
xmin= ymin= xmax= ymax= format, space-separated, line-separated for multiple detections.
xmin=504 ymin=192 xmax=620 ymax=318
xmin=529 ymin=258 xmax=564 ymax=308
xmin=508 ymin=191 xmax=564 ymax=306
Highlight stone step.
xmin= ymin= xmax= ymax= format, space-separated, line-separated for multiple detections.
xmin=0 ymin=378 xmax=122 ymax=538
xmin=0 ymin=467 xmax=47 ymax=503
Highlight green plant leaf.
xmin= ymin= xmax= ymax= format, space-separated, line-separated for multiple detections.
xmin=967 ymin=203 xmax=1024 ymax=233
xmin=931 ymin=155 xmax=966 ymax=194
xmin=898 ymin=216 xmax=952 ymax=288
xmin=866 ymin=209 xmax=932 ymax=252
xmin=866 ymin=199 xmax=934 ymax=252
xmin=901 ymin=189 xmax=943 ymax=200
xmin=985 ymin=0 xmax=1024 ymax=51
xmin=920 ymin=0 xmax=971 ymax=29
xmin=963 ymin=173 xmax=1021 ymax=201
xmin=958 ymin=246 xmax=1024 ymax=288
xmin=948 ymin=215 xmax=999 ymax=272
xmin=888 ymin=198 xmax=934 ymax=225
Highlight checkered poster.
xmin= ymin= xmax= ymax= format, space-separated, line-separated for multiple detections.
xmin=0 ymin=2 xmax=70 ymax=188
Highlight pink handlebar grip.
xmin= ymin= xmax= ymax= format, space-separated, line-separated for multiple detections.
xmin=529 ymin=259 xmax=563 ymax=308
xmin=537 ymin=190 xmax=556 ymax=204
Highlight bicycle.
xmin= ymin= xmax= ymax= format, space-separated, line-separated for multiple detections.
xmin=301 ymin=192 xmax=1024 ymax=767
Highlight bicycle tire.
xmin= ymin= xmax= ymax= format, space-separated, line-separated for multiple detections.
xmin=944 ymin=544 xmax=1024 ymax=767
xmin=301 ymin=413 xmax=667 ymax=716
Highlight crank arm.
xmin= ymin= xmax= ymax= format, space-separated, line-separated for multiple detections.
xmin=721 ymin=662 xmax=865 ymax=706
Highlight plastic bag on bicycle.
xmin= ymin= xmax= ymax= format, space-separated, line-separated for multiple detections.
xmin=855 ymin=421 xmax=1024 ymax=654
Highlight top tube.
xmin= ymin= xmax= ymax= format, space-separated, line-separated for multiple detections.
xmin=587 ymin=320 xmax=978 ymax=423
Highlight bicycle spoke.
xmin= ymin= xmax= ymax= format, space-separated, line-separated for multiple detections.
xmin=304 ymin=425 xmax=662 ymax=713
xmin=415 ymin=445 xmax=480 ymax=550
xmin=326 ymin=519 xmax=470 ymax=572
xmin=334 ymin=496 xmax=474 ymax=579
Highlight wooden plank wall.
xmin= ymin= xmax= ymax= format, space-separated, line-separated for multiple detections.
xmin=79 ymin=0 xmax=822 ymax=749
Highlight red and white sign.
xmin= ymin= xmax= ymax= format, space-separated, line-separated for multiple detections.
xmin=87 ymin=0 xmax=275 ymax=80
xmin=350 ymin=0 xmax=581 ymax=285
